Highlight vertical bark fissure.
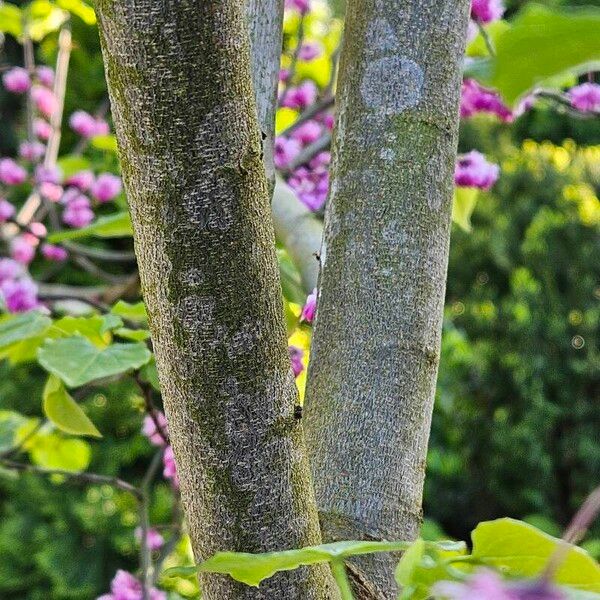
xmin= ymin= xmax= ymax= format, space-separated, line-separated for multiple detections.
xmin=304 ymin=1 xmax=470 ymax=597
xmin=96 ymin=2 xmax=333 ymax=598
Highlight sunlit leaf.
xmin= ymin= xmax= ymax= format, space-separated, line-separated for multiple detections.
xmin=55 ymin=0 xmax=95 ymax=25
xmin=47 ymin=212 xmax=133 ymax=243
xmin=452 ymin=187 xmax=479 ymax=233
xmin=43 ymin=375 xmax=101 ymax=438
xmin=26 ymin=0 xmax=68 ymax=41
xmin=0 ymin=312 xmax=52 ymax=350
xmin=90 ymin=134 xmax=118 ymax=153
xmin=110 ymin=300 xmax=147 ymax=323
xmin=29 ymin=433 xmax=91 ymax=471
xmin=0 ymin=3 xmax=23 ymax=38
xmin=38 ymin=337 xmax=151 ymax=387
xmin=56 ymin=155 xmax=91 ymax=178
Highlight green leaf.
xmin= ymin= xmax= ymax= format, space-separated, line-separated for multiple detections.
xmin=0 ymin=410 xmax=28 ymax=453
xmin=90 ymin=134 xmax=118 ymax=153
xmin=29 ymin=433 xmax=91 ymax=471
xmin=0 ymin=3 xmax=23 ymax=38
xmin=278 ymin=249 xmax=306 ymax=305
xmin=110 ymin=300 xmax=147 ymax=323
xmin=114 ymin=328 xmax=151 ymax=342
xmin=483 ymin=4 xmax=600 ymax=105
xmin=0 ymin=312 xmax=52 ymax=350
xmin=26 ymin=0 xmax=68 ymax=41
xmin=466 ymin=19 xmax=510 ymax=58
xmin=56 ymin=155 xmax=91 ymax=178
xmin=38 ymin=337 xmax=151 ymax=387
xmin=55 ymin=0 xmax=95 ymax=24
xmin=193 ymin=540 xmax=414 ymax=587
xmin=47 ymin=212 xmax=133 ymax=243
xmin=140 ymin=358 xmax=160 ymax=391
xmin=50 ymin=315 xmax=119 ymax=348
xmin=452 ymin=187 xmax=479 ymax=233
xmin=395 ymin=539 xmax=426 ymax=588
xmin=472 ymin=518 xmax=600 ymax=592
xmin=43 ymin=375 xmax=101 ymax=438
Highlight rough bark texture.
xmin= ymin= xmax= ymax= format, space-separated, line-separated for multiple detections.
xmin=96 ymin=2 xmax=335 ymax=598
xmin=303 ymin=1 xmax=470 ymax=597
xmin=246 ymin=0 xmax=284 ymax=191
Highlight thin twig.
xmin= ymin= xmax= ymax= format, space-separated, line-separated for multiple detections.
xmin=279 ymin=14 xmax=306 ymax=107
xmin=62 ymin=241 xmax=137 ymax=262
xmin=283 ymin=131 xmax=331 ymax=172
xmin=23 ymin=34 xmax=36 ymax=143
xmin=280 ymin=94 xmax=335 ymax=138
xmin=475 ymin=20 xmax=495 ymax=57
xmin=134 ymin=372 xmax=169 ymax=446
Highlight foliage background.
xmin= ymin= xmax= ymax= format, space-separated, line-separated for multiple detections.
xmin=0 ymin=0 xmax=598 ymax=597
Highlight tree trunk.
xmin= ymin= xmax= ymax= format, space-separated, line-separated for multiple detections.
xmin=303 ymin=1 xmax=470 ymax=597
xmin=95 ymin=2 xmax=334 ymax=598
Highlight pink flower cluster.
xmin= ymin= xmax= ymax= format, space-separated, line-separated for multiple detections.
xmin=162 ymin=445 xmax=179 ymax=488
xmin=284 ymin=0 xmax=310 ymax=14
xmin=301 ymin=288 xmax=317 ymax=323
xmin=280 ymin=81 xmax=318 ymax=110
xmin=471 ymin=0 xmax=505 ymax=24
xmin=69 ymin=110 xmax=110 ymax=138
xmin=0 ymin=258 xmax=40 ymax=313
xmin=97 ymin=570 xmax=165 ymax=600
xmin=434 ymin=569 xmax=564 ymax=600
xmin=141 ymin=411 xmax=169 ymax=446
xmin=568 ymin=83 xmax=600 ymax=113
xmin=288 ymin=345 xmax=305 ymax=377
xmin=461 ymin=79 xmax=513 ymax=122
xmin=455 ymin=150 xmax=500 ymax=190
xmin=134 ymin=527 xmax=164 ymax=551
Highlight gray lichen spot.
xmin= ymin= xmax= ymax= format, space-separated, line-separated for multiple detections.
xmin=380 ymin=147 xmax=396 ymax=161
xmin=366 ymin=18 xmax=399 ymax=53
xmin=360 ymin=56 xmax=424 ymax=114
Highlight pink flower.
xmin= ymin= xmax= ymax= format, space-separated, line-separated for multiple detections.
xmin=62 ymin=194 xmax=94 ymax=228
xmin=471 ymin=0 xmax=504 ymax=24
xmin=568 ymin=83 xmax=600 ymax=113
xmin=287 ymin=159 xmax=330 ymax=211
xmin=1 ymin=277 xmax=39 ymax=313
xmin=0 ymin=258 xmax=23 ymax=282
xmin=31 ymin=86 xmax=58 ymax=117
xmin=19 ymin=141 xmax=46 ymax=162
xmin=279 ymin=68 xmax=290 ymax=83
xmin=461 ymin=79 xmax=513 ymax=122
xmin=288 ymin=345 xmax=304 ymax=377
xmin=66 ymin=170 xmax=95 ymax=191
xmin=34 ymin=119 xmax=53 ymax=141
xmin=455 ymin=150 xmax=500 ymax=190
xmin=280 ymin=81 xmax=318 ymax=110
xmin=2 ymin=67 xmax=31 ymax=93
xmin=91 ymin=173 xmax=122 ymax=202
xmin=291 ymin=120 xmax=322 ymax=145
xmin=0 ymin=158 xmax=27 ymax=185
xmin=36 ymin=66 xmax=55 ymax=87
xmin=433 ymin=569 xmax=565 ymax=600
xmin=274 ymin=136 xmax=302 ymax=169
xmin=134 ymin=527 xmax=164 ymax=551
xmin=29 ymin=222 xmax=47 ymax=237
xmin=141 ymin=411 xmax=168 ymax=447
xmin=41 ymin=243 xmax=68 ymax=262
xmin=0 ymin=199 xmax=16 ymax=223
xmin=40 ymin=182 xmax=64 ymax=202
xmin=323 ymin=113 xmax=335 ymax=130
xmin=285 ymin=0 xmax=310 ymax=13
xmin=35 ymin=164 xmax=62 ymax=185
xmin=97 ymin=569 xmax=166 ymax=600
xmin=162 ymin=445 xmax=179 ymax=487
xmin=69 ymin=110 xmax=110 ymax=138
xmin=10 ymin=236 xmax=36 ymax=264
xmin=301 ymin=288 xmax=317 ymax=323
xmin=298 ymin=41 xmax=322 ymax=61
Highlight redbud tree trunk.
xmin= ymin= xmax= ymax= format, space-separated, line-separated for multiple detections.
xmin=304 ymin=0 xmax=470 ymax=597
xmin=95 ymin=1 xmax=335 ymax=598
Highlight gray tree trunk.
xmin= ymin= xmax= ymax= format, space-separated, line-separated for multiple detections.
xmin=303 ymin=1 xmax=470 ymax=597
xmin=95 ymin=2 xmax=334 ymax=598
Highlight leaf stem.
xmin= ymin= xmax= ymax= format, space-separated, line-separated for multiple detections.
xmin=331 ymin=560 xmax=354 ymax=600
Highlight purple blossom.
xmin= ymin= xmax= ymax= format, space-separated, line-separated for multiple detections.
xmin=301 ymin=288 xmax=317 ymax=323
xmin=41 ymin=243 xmax=68 ymax=262
xmin=35 ymin=164 xmax=62 ymax=185
xmin=298 ymin=41 xmax=322 ymax=61
xmin=274 ymin=136 xmax=302 ymax=169
xmin=66 ymin=170 xmax=95 ymax=191
xmin=62 ymin=194 xmax=94 ymax=228
xmin=568 ymin=83 xmax=600 ymax=113
xmin=287 ymin=153 xmax=330 ymax=211
xmin=19 ymin=141 xmax=46 ymax=162
xmin=39 ymin=182 xmax=64 ymax=202
xmin=141 ymin=411 xmax=168 ymax=447
xmin=1 ymin=277 xmax=39 ymax=313
xmin=29 ymin=222 xmax=47 ymax=238
xmin=34 ymin=119 xmax=53 ymax=141
xmin=461 ymin=79 xmax=513 ymax=122
xmin=0 ymin=158 xmax=27 ymax=185
xmin=323 ymin=113 xmax=335 ymax=130
xmin=10 ymin=236 xmax=36 ymax=265
xmin=2 ymin=67 xmax=31 ymax=94
xmin=288 ymin=345 xmax=305 ymax=377
xmin=134 ymin=527 xmax=164 ymax=551
xmin=162 ymin=445 xmax=179 ymax=487
xmin=0 ymin=258 xmax=23 ymax=282
xmin=433 ymin=569 xmax=565 ymax=600
xmin=31 ymin=86 xmax=58 ymax=117
xmin=471 ymin=0 xmax=504 ymax=24
xmin=69 ymin=110 xmax=110 ymax=138
xmin=96 ymin=569 xmax=166 ymax=600
xmin=284 ymin=0 xmax=310 ymax=13
xmin=91 ymin=173 xmax=122 ymax=202
xmin=279 ymin=68 xmax=291 ymax=83
xmin=455 ymin=150 xmax=500 ymax=190
xmin=291 ymin=120 xmax=322 ymax=145
xmin=36 ymin=66 xmax=55 ymax=88
xmin=280 ymin=81 xmax=318 ymax=110
xmin=0 ymin=199 xmax=16 ymax=223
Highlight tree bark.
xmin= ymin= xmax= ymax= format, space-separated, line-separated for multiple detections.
xmin=95 ymin=2 xmax=334 ymax=598
xmin=303 ymin=1 xmax=470 ymax=597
